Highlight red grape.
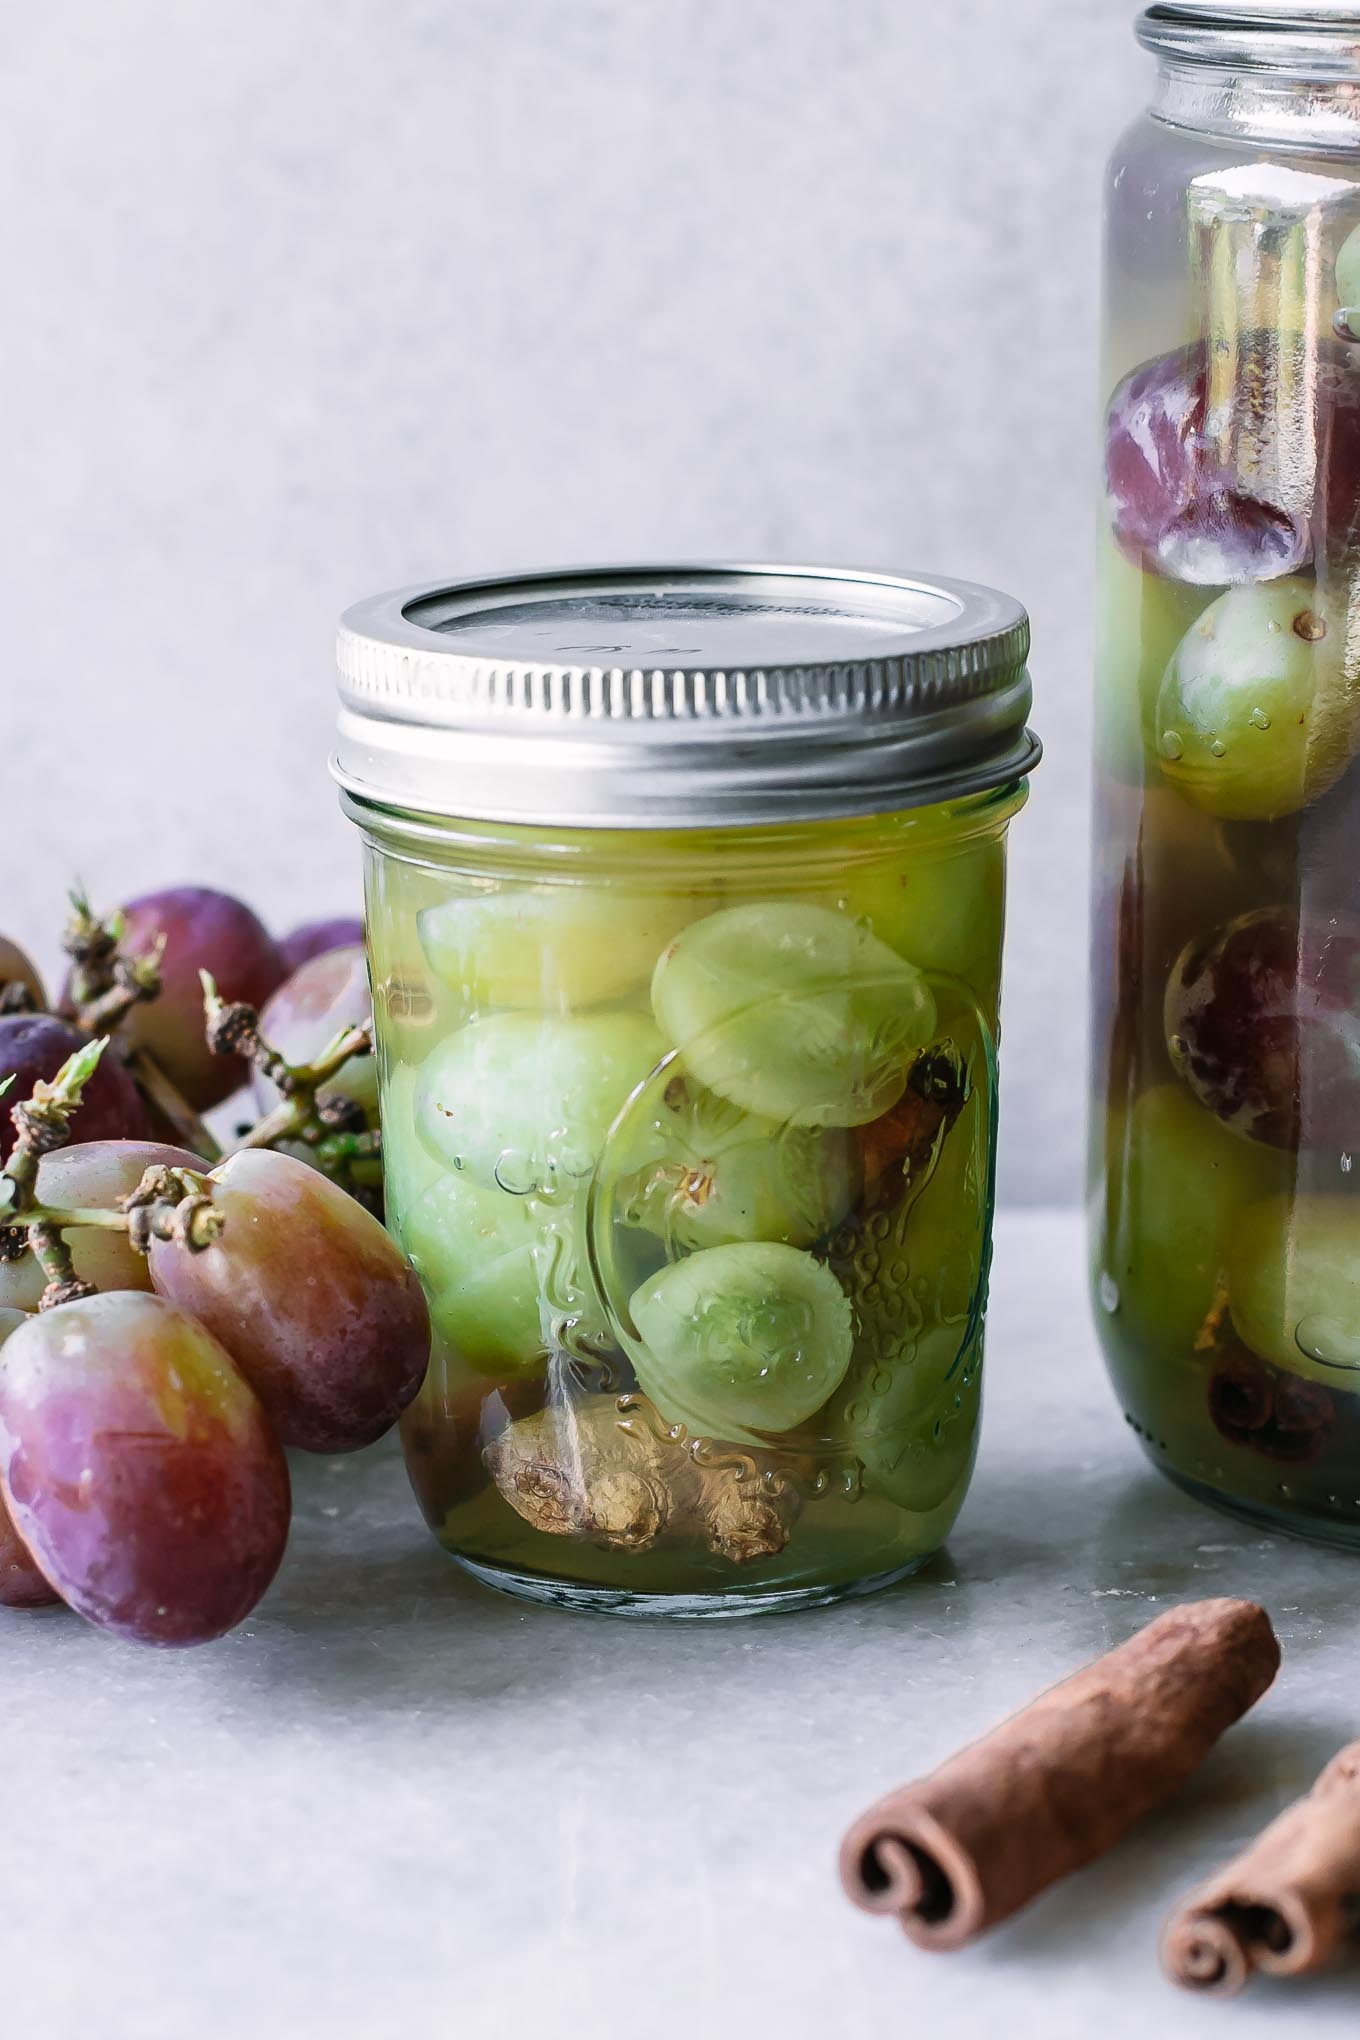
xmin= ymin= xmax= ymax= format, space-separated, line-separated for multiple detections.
xmin=0 ymin=1292 xmax=290 ymax=1644
xmin=278 ymin=917 xmax=363 ymax=975
xmin=0 ymin=1014 xmax=151 ymax=1161
xmin=149 ymin=1148 xmax=430 ymax=1452
xmin=107 ymin=887 xmax=286 ymax=1109
xmin=0 ymin=938 xmax=43 ymax=1009
xmin=0 ymin=1140 xmax=207 ymax=1312
xmin=253 ymin=945 xmax=376 ymax=1122
xmin=0 ymin=1309 xmax=61 ymax=1609
xmin=1105 ymin=335 xmax=1360 ymax=584
xmin=1165 ymin=906 xmax=1360 ymax=1149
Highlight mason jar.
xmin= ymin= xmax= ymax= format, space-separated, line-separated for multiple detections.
xmin=1091 ymin=4 xmax=1360 ymax=1543
xmin=336 ymin=564 xmax=1037 ymax=1614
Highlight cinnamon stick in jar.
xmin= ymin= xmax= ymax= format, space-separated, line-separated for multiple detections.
xmin=839 ymin=1598 xmax=1279 ymax=1950
xmin=1162 ymin=1741 xmax=1360 ymax=1994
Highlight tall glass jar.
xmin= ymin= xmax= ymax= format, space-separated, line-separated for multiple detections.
xmin=337 ymin=564 xmax=1037 ymax=1614
xmin=1092 ymin=5 xmax=1360 ymax=1542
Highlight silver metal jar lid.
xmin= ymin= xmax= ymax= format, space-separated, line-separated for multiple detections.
xmin=333 ymin=563 xmax=1037 ymax=829
xmin=1141 ymin=3 xmax=1360 ymax=24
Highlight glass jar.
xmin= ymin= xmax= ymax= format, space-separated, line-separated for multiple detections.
xmin=336 ymin=563 xmax=1037 ymax=1614
xmin=1091 ymin=5 xmax=1360 ymax=1543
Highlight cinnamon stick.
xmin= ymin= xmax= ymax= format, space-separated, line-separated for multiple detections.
xmin=1162 ymin=1741 xmax=1360 ymax=1994
xmin=839 ymin=1598 xmax=1279 ymax=1950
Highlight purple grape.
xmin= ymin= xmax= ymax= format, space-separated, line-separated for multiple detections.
xmin=277 ymin=916 xmax=363 ymax=975
xmin=254 ymin=945 xmax=376 ymax=1122
xmin=149 ymin=1148 xmax=430 ymax=1453
xmin=109 ymin=887 xmax=287 ymax=1109
xmin=0 ymin=938 xmax=43 ymax=1009
xmin=0 ymin=1140 xmax=209 ymax=1312
xmin=1104 ymin=336 xmax=1360 ymax=584
xmin=0 ymin=1292 xmax=290 ymax=1645
xmin=0 ymin=1310 xmax=61 ymax=1609
xmin=0 ymin=1014 xmax=151 ymax=1162
xmin=1165 ymin=906 xmax=1360 ymax=1150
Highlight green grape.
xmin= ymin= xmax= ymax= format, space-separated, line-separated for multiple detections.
xmin=418 ymin=887 xmax=689 ymax=1010
xmin=836 ymin=836 xmax=1005 ymax=995
xmin=854 ymin=1340 xmax=982 ymax=1516
xmin=652 ymin=901 xmax=935 ymax=1128
xmin=403 ymin=1171 xmax=546 ymax=1375
xmin=1155 ymin=578 xmax=1355 ymax=820
xmin=415 ymin=1011 xmax=663 ymax=1190
xmin=1227 ymin=1195 xmax=1360 ymax=1387
xmin=611 ymin=1069 xmax=859 ymax=1253
xmin=1101 ymin=1085 xmax=1285 ymax=1361
xmin=628 ymin=1240 xmax=853 ymax=1440
xmin=1095 ymin=529 xmax=1215 ymax=785
xmin=380 ymin=1063 xmax=447 ymax=1228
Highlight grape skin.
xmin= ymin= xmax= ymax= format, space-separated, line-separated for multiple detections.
xmin=0 ymin=1293 xmax=290 ymax=1645
xmin=651 ymin=901 xmax=936 ymax=1129
xmin=149 ymin=1148 xmax=430 ymax=1453
xmin=1099 ymin=1085 xmax=1284 ymax=1361
xmin=0 ymin=1309 xmax=61 ymax=1609
xmin=629 ymin=1240 xmax=854 ymax=1440
xmin=415 ymin=1011 xmax=663 ymax=1190
xmin=418 ymin=887 xmax=688 ymax=1011
xmin=1165 ymin=907 xmax=1360 ymax=1150
xmin=1155 ymin=579 xmax=1355 ymax=821
xmin=253 ymin=944 xmax=377 ymax=1122
xmin=1104 ymin=336 xmax=1360 ymax=584
xmin=108 ymin=886 xmax=286 ymax=1108
xmin=402 ymin=1170 xmax=545 ymax=1374
xmin=0 ymin=938 xmax=44 ymax=1008
xmin=277 ymin=916 xmax=363 ymax=974
xmin=0 ymin=1139 xmax=207 ymax=1312
xmin=0 ymin=1014 xmax=151 ymax=1161
xmin=1228 ymin=1196 xmax=1360 ymax=1387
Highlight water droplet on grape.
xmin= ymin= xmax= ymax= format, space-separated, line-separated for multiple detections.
xmin=1342 ymin=1153 xmax=1353 ymax=1176
xmin=1098 ymin=1272 xmax=1120 ymax=1314
xmin=1250 ymin=707 xmax=1271 ymax=730
xmin=1209 ymin=738 xmax=1227 ymax=758
xmin=1160 ymin=731 xmax=1184 ymax=761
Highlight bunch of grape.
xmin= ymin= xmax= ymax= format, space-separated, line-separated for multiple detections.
xmin=1093 ymin=210 xmax=1360 ymax=1502
xmin=0 ymin=897 xmax=429 ymax=1646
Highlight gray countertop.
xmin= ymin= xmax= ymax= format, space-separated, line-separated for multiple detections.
xmin=7 ymin=1210 xmax=1359 ymax=2038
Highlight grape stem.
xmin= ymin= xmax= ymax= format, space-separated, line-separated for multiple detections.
xmin=200 ymin=972 xmax=380 ymax=1201
xmin=0 ymin=1049 xmax=223 ymax=1310
xmin=0 ymin=1037 xmax=112 ymax=1307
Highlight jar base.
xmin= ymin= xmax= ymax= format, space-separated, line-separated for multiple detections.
xmin=451 ymin=1551 xmax=934 ymax=1618
xmin=1158 ymin=1460 xmax=1360 ymax=1554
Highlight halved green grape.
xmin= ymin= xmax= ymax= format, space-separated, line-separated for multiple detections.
xmin=1227 ymin=1195 xmax=1360 ymax=1387
xmin=418 ymin=887 xmax=689 ymax=1011
xmin=403 ymin=1171 xmax=545 ymax=1375
xmin=1155 ymin=579 xmax=1356 ymax=821
xmin=835 ymin=836 xmax=1005 ymax=996
xmin=651 ymin=901 xmax=935 ymax=1128
xmin=415 ymin=1012 xmax=663 ymax=1190
xmin=1100 ymin=1085 xmax=1284 ymax=1363
xmin=628 ymin=1240 xmax=853 ymax=1440
xmin=611 ymin=1068 xmax=859 ymax=1254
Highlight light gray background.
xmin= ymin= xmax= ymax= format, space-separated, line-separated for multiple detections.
xmin=0 ymin=0 xmax=1148 ymax=1204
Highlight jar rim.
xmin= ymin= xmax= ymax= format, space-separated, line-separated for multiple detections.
xmin=333 ymin=561 xmax=1039 ymax=829
xmin=1138 ymin=5 xmax=1360 ymax=75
